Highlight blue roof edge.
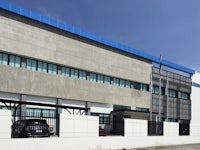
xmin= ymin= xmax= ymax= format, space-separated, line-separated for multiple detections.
xmin=0 ymin=0 xmax=195 ymax=74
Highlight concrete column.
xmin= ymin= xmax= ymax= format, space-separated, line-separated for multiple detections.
xmin=56 ymin=98 xmax=62 ymax=137
xmin=20 ymin=94 xmax=26 ymax=116
xmin=85 ymin=101 xmax=91 ymax=115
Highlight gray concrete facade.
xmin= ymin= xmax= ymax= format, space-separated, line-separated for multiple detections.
xmin=0 ymin=10 xmax=151 ymax=108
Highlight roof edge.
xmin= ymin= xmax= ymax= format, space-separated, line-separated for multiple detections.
xmin=0 ymin=0 xmax=195 ymax=74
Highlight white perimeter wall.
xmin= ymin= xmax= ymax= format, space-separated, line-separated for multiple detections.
xmin=1 ymin=109 xmax=200 ymax=150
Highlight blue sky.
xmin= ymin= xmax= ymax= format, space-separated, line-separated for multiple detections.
xmin=5 ymin=0 xmax=200 ymax=72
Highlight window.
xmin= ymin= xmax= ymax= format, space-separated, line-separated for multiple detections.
xmin=0 ymin=53 xmax=8 ymax=65
xmin=38 ymin=61 xmax=47 ymax=73
xmin=140 ymin=84 xmax=148 ymax=91
xmin=153 ymin=86 xmax=159 ymax=94
xmin=26 ymin=108 xmax=56 ymax=117
xmin=133 ymin=82 xmax=140 ymax=90
xmin=91 ymin=113 xmax=110 ymax=124
xmin=125 ymin=80 xmax=130 ymax=88
xmin=79 ymin=70 xmax=86 ymax=80
xmin=152 ymin=86 xmax=164 ymax=95
xmin=169 ymin=89 xmax=177 ymax=98
xmin=71 ymin=68 xmax=78 ymax=78
xmin=113 ymin=78 xmax=119 ymax=86
xmin=90 ymin=73 xmax=97 ymax=82
xmin=113 ymin=105 xmax=131 ymax=110
xmin=180 ymin=92 xmax=189 ymax=100
xmin=48 ymin=64 xmax=57 ymax=75
xmin=9 ymin=55 xmax=21 ymax=68
xmin=26 ymin=59 xmax=36 ymax=70
xmin=97 ymin=74 xmax=104 ymax=83
xmin=136 ymin=107 xmax=149 ymax=112
xmin=120 ymin=79 xmax=125 ymax=87
xmin=104 ymin=76 xmax=110 ymax=85
xmin=61 ymin=66 xmax=70 ymax=77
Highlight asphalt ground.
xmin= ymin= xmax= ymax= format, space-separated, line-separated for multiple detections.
xmin=127 ymin=143 xmax=200 ymax=150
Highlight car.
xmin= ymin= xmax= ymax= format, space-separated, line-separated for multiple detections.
xmin=11 ymin=119 xmax=50 ymax=138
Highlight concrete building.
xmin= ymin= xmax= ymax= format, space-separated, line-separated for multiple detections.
xmin=0 ymin=0 xmax=194 ymax=131
xmin=0 ymin=1 xmax=199 ymax=149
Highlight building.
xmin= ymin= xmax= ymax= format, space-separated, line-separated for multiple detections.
xmin=0 ymin=1 xmax=199 ymax=149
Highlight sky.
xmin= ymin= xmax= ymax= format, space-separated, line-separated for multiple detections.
xmin=5 ymin=0 xmax=200 ymax=72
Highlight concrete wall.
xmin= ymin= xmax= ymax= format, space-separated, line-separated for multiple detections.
xmin=124 ymin=119 xmax=147 ymax=137
xmin=0 ymin=110 xmax=11 ymax=139
xmin=0 ymin=65 xmax=150 ymax=108
xmin=190 ymin=72 xmax=200 ymax=136
xmin=0 ymin=9 xmax=151 ymax=108
xmin=0 ymin=9 xmax=151 ymax=84
xmin=60 ymin=113 xmax=99 ymax=138
xmin=0 ymin=109 xmax=200 ymax=150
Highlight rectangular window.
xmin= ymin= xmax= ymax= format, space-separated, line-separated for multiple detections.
xmin=153 ymin=86 xmax=159 ymax=94
xmin=79 ymin=70 xmax=86 ymax=80
xmin=61 ymin=66 xmax=70 ymax=77
xmin=48 ymin=63 xmax=57 ymax=75
xmin=90 ymin=73 xmax=97 ymax=82
xmin=0 ymin=53 xmax=8 ymax=65
xmin=180 ymin=92 xmax=189 ymax=100
xmin=120 ymin=79 xmax=125 ymax=87
xmin=113 ymin=78 xmax=119 ymax=86
xmin=71 ymin=68 xmax=78 ymax=78
xmin=125 ymin=80 xmax=130 ymax=88
xmin=104 ymin=76 xmax=110 ymax=85
xmin=38 ymin=61 xmax=47 ymax=73
xmin=26 ymin=59 xmax=36 ymax=70
xmin=140 ymin=84 xmax=148 ymax=91
xmin=9 ymin=55 xmax=21 ymax=68
xmin=97 ymin=74 xmax=104 ymax=83
xmin=133 ymin=82 xmax=140 ymax=90
xmin=169 ymin=89 xmax=177 ymax=98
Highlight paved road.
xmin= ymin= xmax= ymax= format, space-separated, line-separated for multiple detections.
xmin=130 ymin=144 xmax=200 ymax=150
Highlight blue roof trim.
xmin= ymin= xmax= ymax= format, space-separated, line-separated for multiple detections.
xmin=192 ymin=82 xmax=200 ymax=88
xmin=0 ymin=0 xmax=195 ymax=74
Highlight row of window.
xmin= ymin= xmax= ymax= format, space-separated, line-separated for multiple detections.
xmin=0 ymin=52 xmax=149 ymax=92
xmin=152 ymin=86 xmax=190 ymax=100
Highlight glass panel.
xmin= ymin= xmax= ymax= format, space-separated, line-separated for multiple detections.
xmin=26 ymin=108 xmax=34 ymax=116
xmin=90 ymin=73 xmax=97 ymax=82
xmin=113 ymin=78 xmax=119 ymax=86
xmin=32 ymin=60 xmax=36 ymax=71
xmin=97 ymin=74 xmax=103 ymax=83
xmin=79 ymin=70 xmax=86 ymax=80
xmin=34 ymin=109 xmax=41 ymax=117
xmin=61 ymin=67 xmax=66 ymax=76
xmin=9 ymin=55 xmax=15 ymax=66
xmin=120 ymin=79 xmax=125 ymax=87
xmin=71 ymin=69 xmax=78 ymax=78
xmin=38 ymin=61 xmax=42 ymax=72
xmin=0 ymin=53 xmax=2 ymax=64
xmin=2 ymin=54 xmax=8 ymax=65
xmin=104 ymin=76 xmax=110 ymax=85
xmin=26 ymin=59 xmax=32 ymax=70
xmin=48 ymin=64 xmax=53 ymax=74
xmin=15 ymin=56 xmax=21 ymax=68
xmin=42 ymin=62 xmax=47 ymax=72
xmin=125 ymin=81 xmax=130 ymax=88
xmin=52 ymin=65 xmax=57 ymax=75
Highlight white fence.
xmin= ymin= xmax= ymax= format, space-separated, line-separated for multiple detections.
xmin=0 ymin=110 xmax=200 ymax=150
